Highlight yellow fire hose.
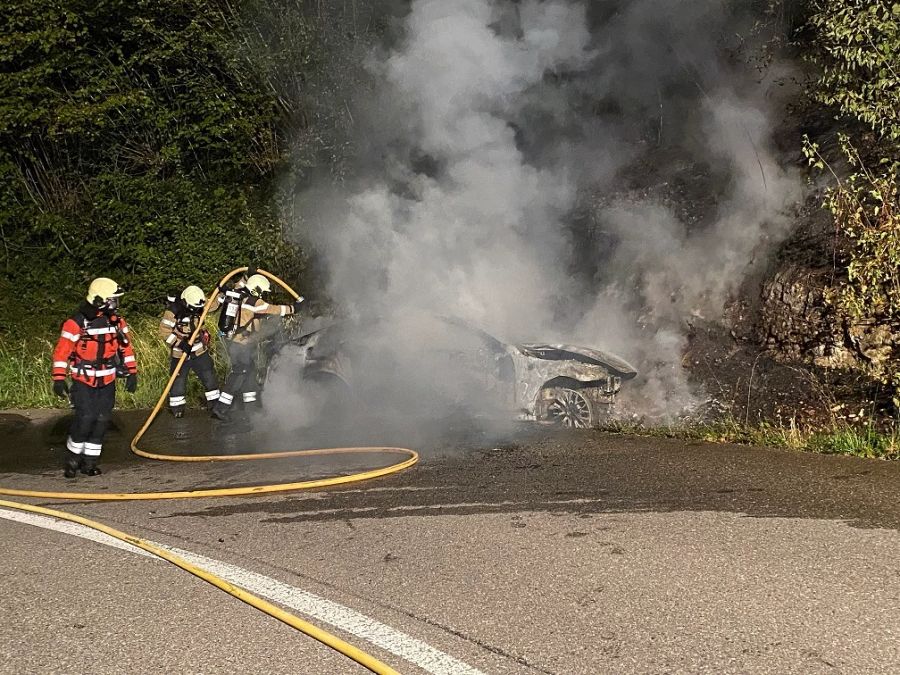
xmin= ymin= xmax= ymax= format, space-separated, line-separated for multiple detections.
xmin=0 ymin=498 xmax=400 ymax=675
xmin=0 ymin=267 xmax=417 ymax=674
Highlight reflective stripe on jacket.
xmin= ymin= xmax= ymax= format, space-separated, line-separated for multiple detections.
xmin=52 ymin=306 xmax=137 ymax=387
xmin=229 ymin=295 xmax=294 ymax=345
xmin=158 ymin=298 xmax=219 ymax=358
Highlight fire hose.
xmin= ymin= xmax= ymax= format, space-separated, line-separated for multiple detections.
xmin=0 ymin=267 xmax=418 ymax=675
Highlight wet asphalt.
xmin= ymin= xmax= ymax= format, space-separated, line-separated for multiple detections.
xmin=1 ymin=410 xmax=900 ymax=674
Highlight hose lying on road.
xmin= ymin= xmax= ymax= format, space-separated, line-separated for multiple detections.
xmin=0 ymin=498 xmax=401 ymax=675
xmin=0 ymin=267 xmax=418 ymax=675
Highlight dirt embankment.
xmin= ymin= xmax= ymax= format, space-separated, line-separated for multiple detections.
xmin=597 ymin=135 xmax=897 ymax=428
xmin=683 ymin=197 xmax=897 ymax=429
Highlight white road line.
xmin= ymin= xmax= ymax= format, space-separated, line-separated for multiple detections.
xmin=271 ymin=486 xmax=458 ymax=502
xmin=261 ymin=497 xmax=608 ymax=517
xmin=0 ymin=508 xmax=153 ymax=558
xmin=0 ymin=508 xmax=484 ymax=675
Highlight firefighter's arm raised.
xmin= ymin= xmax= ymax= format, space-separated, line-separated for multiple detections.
xmin=246 ymin=300 xmax=297 ymax=317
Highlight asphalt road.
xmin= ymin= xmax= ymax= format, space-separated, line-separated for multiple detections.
xmin=1 ymin=410 xmax=899 ymax=674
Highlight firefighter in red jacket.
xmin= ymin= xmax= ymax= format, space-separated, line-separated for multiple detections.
xmin=51 ymin=277 xmax=138 ymax=477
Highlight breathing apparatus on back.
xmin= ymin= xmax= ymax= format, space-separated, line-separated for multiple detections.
xmin=217 ymin=276 xmax=251 ymax=339
xmin=219 ymin=273 xmax=271 ymax=339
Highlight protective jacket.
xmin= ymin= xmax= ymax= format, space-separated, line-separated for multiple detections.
xmin=221 ymin=292 xmax=295 ymax=345
xmin=52 ymin=302 xmax=138 ymax=387
xmin=158 ymin=299 xmax=217 ymax=358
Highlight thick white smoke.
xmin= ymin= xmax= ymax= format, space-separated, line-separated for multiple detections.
xmin=306 ymin=0 xmax=593 ymax=340
xmin=284 ymin=0 xmax=803 ymax=424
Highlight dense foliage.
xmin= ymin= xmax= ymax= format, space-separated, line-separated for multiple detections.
xmin=0 ymin=0 xmax=311 ymax=336
xmin=806 ymin=1 xmax=900 ymax=142
xmin=802 ymin=0 xmax=900 ymax=402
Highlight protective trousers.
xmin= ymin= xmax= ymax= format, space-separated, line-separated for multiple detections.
xmin=213 ymin=341 xmax=257 ymax=417
xmin=66 ymin=380 xmax=115 ymax=471
xmin=168 ymin=352 xmax=220 ymax=414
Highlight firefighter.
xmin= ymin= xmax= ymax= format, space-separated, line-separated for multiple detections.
xmin=51 ymin=277 xmax=138 ymax=477
xmin=158 ymin=285 xmax=220 ymax=417
xmin=211 ymin=273 xmax=302 ymax=420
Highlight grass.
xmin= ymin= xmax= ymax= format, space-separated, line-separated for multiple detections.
xmin=805 ymin=426 xmax=900 ymax=459
xmin=602 ymin=417 xmax=900 ymax=460
xmin=0 ymin=314 xmax=230 ymax=410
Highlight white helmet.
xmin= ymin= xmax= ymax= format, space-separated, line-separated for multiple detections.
xmin=245 ymin=274 xmax=271 ymax=297
xmin=180 ymin=285 xmax=206 ymax=310
xmin=86 ymin=278 xmax=123 ymax=308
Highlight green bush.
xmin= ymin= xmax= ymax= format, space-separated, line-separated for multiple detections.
xmin=0 ymin=0 xmax=313 ymax=334
xmin=801 ymin=0 xmax=900 ymax=406
xmin=806 ymin=0 xmax=900 ymax=142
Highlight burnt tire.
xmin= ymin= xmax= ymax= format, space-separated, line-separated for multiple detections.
xmin=539 ymin=387 xmax=597 ymax=429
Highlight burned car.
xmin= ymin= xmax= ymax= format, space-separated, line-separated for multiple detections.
xmin=264 ymin=314 xmax=637 ymax=428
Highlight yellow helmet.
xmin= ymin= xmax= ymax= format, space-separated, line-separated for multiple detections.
xmin=180 ymin=285 xmax=206 ymax=310
xmin=86 ymin=278 xmax=123 ymax=306
xmin=245 ymin=274 xmax=271 ymax=297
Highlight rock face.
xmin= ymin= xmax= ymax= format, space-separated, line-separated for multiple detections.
xmin=748 ymin=193 xmax=898 ymax=384
xmin=757 ymin=265 xmax=846 ymax=365
xmin=756 ymin=262 xmax=899 ymax=378
xmin=848 ymin=322 xmax=900 ymax=377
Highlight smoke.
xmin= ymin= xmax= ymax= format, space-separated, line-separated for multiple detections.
xmin=273 ymin=0 xmax=804 ymax=430
xmin=303 ymin=0 xmax=594 ymax=338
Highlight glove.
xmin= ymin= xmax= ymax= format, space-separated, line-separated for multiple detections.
xmin=125 ymin=374 xmax=138 ymax=393
xmin=52 ymin=380 xmax=68 ymax=398
xmin=178 ymin=339 xmax=194 ymax=353
xmin=246 ymin=264 xmax=257 ymax=277
xmin=293 ymin=297 xmax=305 ymax=312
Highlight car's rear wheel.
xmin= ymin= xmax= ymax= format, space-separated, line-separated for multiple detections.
xmin=540 ymin=387 xmax=596 ymax=428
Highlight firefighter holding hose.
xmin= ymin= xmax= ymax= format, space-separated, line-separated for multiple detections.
xmin=51 ymin=277 xmax=138 ymax=477
xmin=211 ymin=272 xmax=303 ymax=421
xmin=158 ymin=285 xmax=220 ymax=417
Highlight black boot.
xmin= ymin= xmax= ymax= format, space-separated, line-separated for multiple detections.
xmin=64 ymin=451 xmax=80 ymax=479
xmin=80 ymin=456 xmax=102 ymax=476
xmin=171 ymin=406 xmax=185 ymax=419
xmin=210 ymin=405 xmax=230 ymax=421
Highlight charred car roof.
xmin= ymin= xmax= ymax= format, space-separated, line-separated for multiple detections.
xmin=293 ymin=314 xmax=637 ymax=379
xmin=515 ymin=344 xmax=638 ymax=379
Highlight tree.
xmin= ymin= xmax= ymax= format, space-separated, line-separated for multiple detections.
xmin=0 ymin=0 xmax=310 ymax=334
